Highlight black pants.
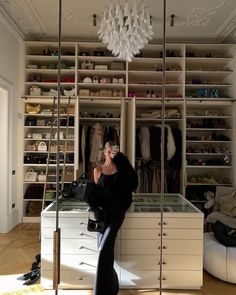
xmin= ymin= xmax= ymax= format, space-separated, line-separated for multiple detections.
xmin=93 ymin=211 xmax=125 ymax=295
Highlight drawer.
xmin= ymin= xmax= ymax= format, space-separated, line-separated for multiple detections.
xmin=160 ymin=270 xmax=202 ymax=289
xmin=120 ymin=239 xmax=202 ymax=255
xmin=119 ymin=254 xmax=202 ymax=270
xmin=41 ymin=217 xmax=88 ymax=228
xmin=120 ymin=228 xmax=203 ymax=240
xmin=41 ymin=238 xmax=99 ymax=254
xmin=42 ymin=254 xmax=98 ymax=270
xmin=41 ymin=270 xmax=95 ymax=289
xmin=41 ymin=227 xmax=97 ymax=239
xmin=122 ymin=217 xmax=203 ymax=229
xmin=120 ymin=270 xmax=159 ymax=288
xmin=120 ymin=270 xmax=202 ymax=289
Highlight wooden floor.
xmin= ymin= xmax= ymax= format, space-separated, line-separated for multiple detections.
xmin=0 ymin=223 xmax=236 ymax=295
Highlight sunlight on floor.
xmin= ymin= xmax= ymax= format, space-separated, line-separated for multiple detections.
xmin=0 ymin=274 xmax=43 ymax=294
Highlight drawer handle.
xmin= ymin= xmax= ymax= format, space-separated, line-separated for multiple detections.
xmin=158 ymin=233 xmax=167 ymax=236
xmin=158 ymin=222 xmax=167 ymax=225
xmin=79 ymin=232 xmax=84 ymax=236
xmin=158 ymin=261 xmax=166 ymax=265
xmin=80 ymin=222 xmax=85 ymax=225
xmin=158 ymin=246 xmax=167 ymax=249
xmin=158 ymin=276 xmax=166 ymax=281
xmin=78 ymin=276 xmax=83 ymax=280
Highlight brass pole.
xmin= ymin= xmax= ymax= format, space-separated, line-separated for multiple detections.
xmin=53 ymin=0 xmax=62 ymax=292
xmin=159 ymin=0 xmax=167 ymax=293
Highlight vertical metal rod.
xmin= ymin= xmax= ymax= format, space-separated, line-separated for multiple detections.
xmin=53 ymin=0 xmax=62 ymax=292
xmin=159 ymin=0 xmax=167 ymax=293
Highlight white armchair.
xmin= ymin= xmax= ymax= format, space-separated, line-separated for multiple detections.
xmin=206 ymin=186 xmax=236 ymax=229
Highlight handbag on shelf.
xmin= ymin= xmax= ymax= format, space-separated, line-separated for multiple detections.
xmin=79 ymin=89 xmax=90 ymax=96
xmin=37 ymin=141 xmax=47 ymax=151
xmin=24 ymin=168 xmax=38 ymax=182
xmin=81 ymin=60 xmax=93 ymax=70
xmin=25 ymin=103 xmax=41 ymax=114
xmin=32 ymin=133 xmax=43 ymax=140
xmin=87 ymin=207 xmax=106 ymax=232
xmin=113 ymin=88 xmax=123 ymax=97
xmin=38 ymin=172 xmax=46 ymax=182
xmin=24 ymin=184 xmax=44 ymax=199
xmin=25 ymin=143 xmax=37 ymax=151
xmin=99 ymin=89 xmax=113 ymax=97
xmin=29 ymin=86 xmax=42 ymax=96
xmin=36 ymin=119 xmax=45 ymax=126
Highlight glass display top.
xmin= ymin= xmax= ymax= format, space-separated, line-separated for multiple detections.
xmin=46 ymin=194 xmax=199 ymax=214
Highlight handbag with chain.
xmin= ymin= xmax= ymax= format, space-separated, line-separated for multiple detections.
xmin=87 ymin=207 xmax=106 ymax=232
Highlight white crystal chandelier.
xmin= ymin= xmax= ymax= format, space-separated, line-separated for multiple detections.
xmin=98 ymin=0 xmax=153 ymax=62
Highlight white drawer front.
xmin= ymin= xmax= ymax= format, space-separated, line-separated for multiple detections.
xmin=41 ymin=227 xmax=97 ymax=239
xmin=41 ymin=270 xmax=95 ymax=289
xmin=119 ymin=254 xmax=202 ymax=270
xmin=41 ymin=238 xmax=98 ymax=254
xmin=122 ymin=217 xmax=202 ymax=229
xmin=120 ymin=270 xmax=202 ymax=289
xmin=161 ymin=270 xmax=202 ymax=289
xmin=42 ymin=254 xmax=98 ymax=270
xmin=121 ymin=239 xmax=202 ymax=255
xmin=41 ymin=217 xmax=88 ymax=228
xmin=120 ymin=228 xmax=202 ymax=240
xmin=120 ymin=270 xmax=159 ymax=288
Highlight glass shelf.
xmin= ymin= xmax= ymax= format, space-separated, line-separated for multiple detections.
xmin=45 ymin=194 xmax=199 ymax=214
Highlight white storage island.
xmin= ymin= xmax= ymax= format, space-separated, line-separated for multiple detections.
xmin=41 ymin=194 xmax=204 ymax=290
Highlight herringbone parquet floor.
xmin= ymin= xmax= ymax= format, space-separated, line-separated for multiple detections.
xmin=0 ymin=223 xmax=236 ymax=295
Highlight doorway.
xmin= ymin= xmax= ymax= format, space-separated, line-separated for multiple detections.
xmin=0 ymin=78 xmax=15 ymax=233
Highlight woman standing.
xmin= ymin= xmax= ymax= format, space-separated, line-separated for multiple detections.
xmin=85 ymin=141 xmax=138 ymax=295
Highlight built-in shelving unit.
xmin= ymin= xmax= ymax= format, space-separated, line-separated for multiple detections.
xmin=20 ymin=41 xmax=236 ymax=221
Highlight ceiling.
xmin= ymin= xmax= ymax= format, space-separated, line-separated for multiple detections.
xmin=1 ymin=0 xmax=236 ymax=43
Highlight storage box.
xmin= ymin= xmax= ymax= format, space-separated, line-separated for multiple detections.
xmin=99 ymin=89 xmax=113 ymax=97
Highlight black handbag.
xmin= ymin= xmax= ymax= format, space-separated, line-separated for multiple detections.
xmin=87 ymin=207 xmax=106 ymax=232
xmin=67 ymin=173 xmax=91 ymax=201
xmin=212 ymin=220 xmax=236 ymax=247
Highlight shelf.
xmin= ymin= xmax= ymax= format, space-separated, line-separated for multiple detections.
xmin=23 ymin=164 xmax=74 ymax=167
xmin=186 ymin=140 xmax=231 ymax=143
xmin=79 ymin=117 xmax=120 ymax=122
xmin=186 ymin=165 xmax=232 ymax=169
xmin=186 ymin=153 xmax=229 ymax=156
xmin=78 ymin=69 xmax=126 ymax=75
xmin=186 ymin=128 xmax=231 ymax=131
xmin=187 ymin=183 xmax=232 ymax=186
xmin=186 ymin=115 xmax=231 ymax=119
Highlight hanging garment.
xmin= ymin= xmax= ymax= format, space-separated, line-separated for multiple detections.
xmin=140 ymin=127 xmax=151 ymax=160
xmin=89 ymin=122 xmax=104 ymax=166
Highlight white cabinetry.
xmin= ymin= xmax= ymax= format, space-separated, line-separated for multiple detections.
xmin=20 ymin=41 xmax=236 ymax=221
xmin=22 ymin=98 xmax=78 ymax=222
xmin=184 ymin=44 xmax=236 ymax=207
xmin=41 ymin=194 xmax=203 ymax=290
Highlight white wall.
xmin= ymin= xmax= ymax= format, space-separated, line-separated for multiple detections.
xmin=0 ymin=17 xmax=21 ymax=231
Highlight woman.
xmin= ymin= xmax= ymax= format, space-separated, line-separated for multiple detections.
xmin=85 ymin=141 xmax=138 ymax=295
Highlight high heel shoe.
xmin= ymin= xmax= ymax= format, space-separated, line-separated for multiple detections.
xmin=22 ymin=269 xmax=40 ymax=285
xmin=17 ymin=268 xmax=39 ymax=281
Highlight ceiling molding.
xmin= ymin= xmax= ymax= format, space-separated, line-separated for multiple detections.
xmin=0 ymin=5 xmax=23 ymax=40
xmin=216 ymin=11 xmax=236 ymax=41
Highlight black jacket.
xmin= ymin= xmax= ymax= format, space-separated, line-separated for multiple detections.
xmin=85 ymin=152 xmax=138 ymax=222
